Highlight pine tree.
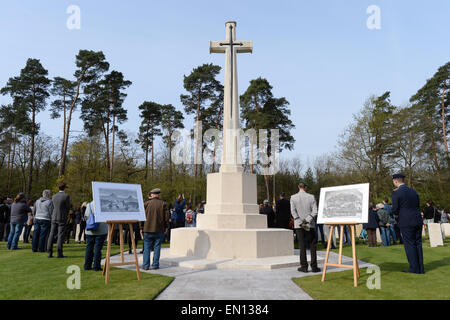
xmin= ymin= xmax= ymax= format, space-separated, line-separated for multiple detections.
xmin=180 ymin=63 xmax=222 ymax=176
xmin=58 ymin=50 xmax=109 ymax=178
xmin=103 ymin=71 xmax=132 ymax=180
xmin=240 ymin=77 xmax=295 ymax=201
xmin=136 ymin=101 xmax=162 ymax=182
xmin=410 ymin=63 xmax=450 ymax=194
xmin=1 ymin=58 xmax=50 ymax=196
xmin=160 ymin=104 xmax=184 ymax=181
xmin=50 ymin=77 xmax=78 ymax=174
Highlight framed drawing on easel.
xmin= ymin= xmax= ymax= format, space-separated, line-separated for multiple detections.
xmin=317 ymin=183 xmax=369 ymax=224
xmin=317 ymin=183 xmax=370 ymax=287
xmin=91 ymin=181 xmax=146 ymax=222
xmin=91 ymin=181 xmax=146 ymax=284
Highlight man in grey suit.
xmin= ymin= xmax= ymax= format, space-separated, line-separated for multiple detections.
xmin=47 ymin=182 xmax=71 ymax=258
xmin=290 ymin=181 xmax=320 ymax=273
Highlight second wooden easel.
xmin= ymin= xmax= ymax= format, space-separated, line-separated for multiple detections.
xmin=102 ymin=220 xmax=141 ymax=285
xmin=321 ymin=223 xmax=360 ymax=287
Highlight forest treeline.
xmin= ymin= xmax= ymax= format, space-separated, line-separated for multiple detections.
xmin=0 ymin=50 xmax=448 ymax=209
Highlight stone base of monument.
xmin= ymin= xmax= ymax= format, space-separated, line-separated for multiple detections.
xmin=132 ymin=249 xmax=322 ymax=270
xmin=104 ymin=249 xmax=323 ymax=270
xmin=170 ymin=228 xmax=294 ymax=259
xmin=158 ymin=249 xmax=322 ymax=270
xmin=196 ymin=214 xmax=267 ymax=229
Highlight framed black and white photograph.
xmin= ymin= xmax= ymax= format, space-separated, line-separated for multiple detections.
xmin=91 ymin=181 xmax=146 ymax=222
xmin=317 ymin=183 xmax=369 ymax=224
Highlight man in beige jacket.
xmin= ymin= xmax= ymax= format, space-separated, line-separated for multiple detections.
xmin=290 ymin=181 xmax=320 ymax=273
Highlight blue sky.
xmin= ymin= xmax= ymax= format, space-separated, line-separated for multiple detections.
xmin=0 ymin=0 xmax=449 ymax=167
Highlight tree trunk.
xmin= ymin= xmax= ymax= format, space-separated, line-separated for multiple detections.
xmin=168 ymin=123 xmax=173 ymax=182
xmin=194 ymin=88 xmax=201 ymax=177
xmin=442 ymin=85 xmax=448 ymax=154
xmin=151 ymin=137 xmax=154 ymax=180
xmin=102 ymin=122 xmax=111 ymax=180
xmin=8 ymin=127 xmax=17 ymax=195
xmin=429 ymin=116 xmax=443 ymax=194
xmin=106 ymin=113 xmax=111 ymax=176
xmin=264 ymin=174 xmax=270 ymax=203
xmin=211 ymin=148 xmax=216 ymax=173
xmin=27 ymin=108 xmax=36 ymax=196
xmin=250 ymin=125 xmax=257 ymax=174
xmin=110 ymin=104 xmax=116 ymax=181
xmin=7 ymin=129 xmax=17 ymax=195
xmin=59 ymin=71 xmax=85 ymax=177
xmin=144 ymin=134 xmax=149 ymax=182
xmin=59 ymin=95 xmax=67 ymax=177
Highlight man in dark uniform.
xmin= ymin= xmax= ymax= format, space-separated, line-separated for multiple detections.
xmin=276 ymin=192 xmax=291 ymax=229
xmin=391 ymin=173 xmax=424 ymax=274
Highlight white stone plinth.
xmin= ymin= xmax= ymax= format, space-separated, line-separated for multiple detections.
xmin=158 ymin=248 xmax=321 ymax=270
xmin=203 ymin=171 xmax=259 ymax=216
xmin=197 ymin=214 xmax=266 ymax=229
xmin=170 ymin=228 xmax=294 ymax=259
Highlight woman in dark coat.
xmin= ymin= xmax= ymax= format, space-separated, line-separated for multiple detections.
xmin=7 ymin=193 xmax=31 ymax=250
xmin=363 ymin=203 xmax=380 ymax=247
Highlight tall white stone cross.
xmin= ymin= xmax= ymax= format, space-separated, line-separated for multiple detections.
xmin=170 ymin=22 xmax=294 ymax=262
xmin=210 ymin=21 xmax=252 ymax=173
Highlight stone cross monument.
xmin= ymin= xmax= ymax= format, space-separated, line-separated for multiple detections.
xmin=210 ymin=21 xmax=252 ymax=173
xmin=170 ymin=21 xmax=293 ymax=261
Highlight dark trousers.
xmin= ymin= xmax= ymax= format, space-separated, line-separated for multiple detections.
xmin=113 ymin=228 xmax=120 ymax=245
xmin=84 ymin=234 xmax=107 ymax=271
xmin=78 ymin=221 xmax=86 ymax=242
xmin=3 ymin=222 xmax=10 ymax=241
xmin=173 ymin=220 xmax=185 ymax=229
xmin=367 ymin=228 xmax=377 ymax=247
xmin=125 ymin=227 xmax=140 ymax=252
xmin=401 ymin=225 xmax=424 ymax=274
xmin=32 ymin=219 xmax=51 ymax=252
xmin=47 ymin=222 xmax=66 ymax=256
xmin=295 ymin=228 xmax=317 ymax=269
xmin=394 ymin=224 xmax=403 ymax=244
xmin=315 ymin=224 xmax=325 ymax=243
xmin=23 ymin=224 xmax=32 ymax=243
xmin=0 ymin=222 xmax=4 ymax=240
xmin=65 ymin=223 xmax=75 ymax=243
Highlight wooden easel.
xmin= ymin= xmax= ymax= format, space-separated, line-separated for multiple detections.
xmin=102 ymin=220 xmax=141 ymax=284
xmin=321 ymin=223 xmax=360 ymax=287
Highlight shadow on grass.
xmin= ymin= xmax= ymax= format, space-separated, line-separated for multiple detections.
xmin=375 ymin=256 xmax=450 ymax=274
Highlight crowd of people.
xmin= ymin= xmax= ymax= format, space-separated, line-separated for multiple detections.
xmin=257 ymin=174 xmax=449 ymax=274
xmin=1 ymin=173 xmax=448 ymax=274
xmin=0 ymin=184 xmax=207 ymax=271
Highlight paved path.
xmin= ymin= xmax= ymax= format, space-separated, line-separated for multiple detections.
xmin=106 ymin=250 xmax=374 ymax=300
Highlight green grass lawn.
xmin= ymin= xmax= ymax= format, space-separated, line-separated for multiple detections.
xmin=0 ymin=240 xmax=174 ymax=300
xmin=293 ymin=238 xmax=450 ymax=300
